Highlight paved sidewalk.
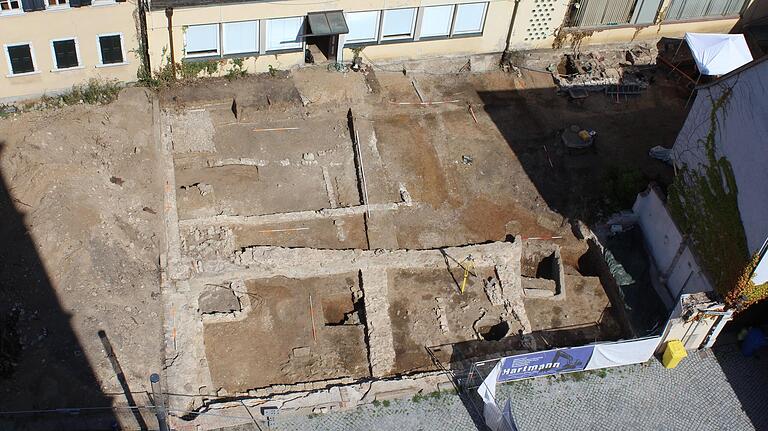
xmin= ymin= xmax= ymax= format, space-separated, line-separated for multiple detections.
xmin=273 ymin=344 xmax=768 ymax=431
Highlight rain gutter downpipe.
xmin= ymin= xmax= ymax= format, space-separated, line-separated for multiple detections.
xmin=165 ymin=7 xmax=176 ymax=78
xmin=504 ymin=0 xmax=522 ymax=55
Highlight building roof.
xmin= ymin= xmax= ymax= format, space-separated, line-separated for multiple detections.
xmin=150 ymin=0 xmax=271 ymax=11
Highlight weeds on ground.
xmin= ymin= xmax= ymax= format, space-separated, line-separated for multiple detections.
xmin=559 ymin=371 xmax=587 ymax=382
xmin=140 ymin=55 xmax=250 ymax=88
xmin=0 ymin=105 xmax=17 ymax=118
xmin=557 ymin=368 xmax=612 ymax=383
xmin=179 ymin=59 xmax=220 ymax=80
xmin=60 ymin=79 xmax=122 ymax=104
xmin=15 ymin=79 xmax=123 ymax=112
xmin=226 ymin=58 xmax=248 ymax=80
xmin=602 ymin=165 xmax=646 ymax=212
xmin=430 ymin=390 xmax=445 ymax=399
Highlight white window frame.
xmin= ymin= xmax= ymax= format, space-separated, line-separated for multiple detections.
xmin=265 ymin=16 xmax=304 ymax=52
xmin=96 ymin=32 xmax=128 ymax=68
xmin=344 ymin=10 xmax=381 ymax=44
xmin=91 ymin=0 xmax=116 ymax=6
xmin=380 ymin=8 xmax=418 ymax=41
xmin=0 ymin=0 xmax=24 ymax=16
xmin=184 ymin=24 xmax=220 ymax=58
xmin=451 ymin=2 xmax=488 ymax=36
xmin=222 ymin=20 xmax=259 ymax=56
xmin=4 ymin=42 xmax=38 ymax=77
xmin=45 ymin=0 xmax=68 ymax=10
xmin=419 ymin=4 xmax=456 ymax=39
xmin=50 ymin=37 xmax=82 ymax=71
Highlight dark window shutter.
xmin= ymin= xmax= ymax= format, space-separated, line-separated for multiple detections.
xmin=69 ymin=0 xmax=81 ymax=7
xmin=80 ymin=0 xmax=91 ymax=4
xmin=53 ymin=40 xmax=79 ymax=69
xmin=99 ymin=35 xmax=124 ymax=64
xmin=21 ymin=0 xmax=44 ymax=11
xmin=7 ymin=45 xmax=35 ymax=74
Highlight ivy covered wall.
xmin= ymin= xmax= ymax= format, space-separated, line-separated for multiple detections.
xmin=670 ymin=60 xmax=768 ymax=309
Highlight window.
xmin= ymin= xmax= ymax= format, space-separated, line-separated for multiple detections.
xmin=381 ymin=8 xmax=417 ymax=40
xmin=665 ymin=0 xmax=746 ymax=21
xmin=420 ymin=5 xmax=455 ymax=38
xmin=5 ymin=43 xmax=35 ymax=75
xmin=185 ymin=24 xmax=219 ymax=57
xmin=47 ymin=0 xmax=67 ymax=8
xmin=569 ymin=0 xmax=636 ymax=27
xmin=453 ymin=2 xmax=487 ymax=34
xmin=266 ymin=17 xmax=304 ymax=51
xmin=51 ymin=38 xmax=80 ymax=69
xmin=0 ymin=0 xmax=22 ymax=14
xmin=345 ymin=11 xmax=380 ymax=43
xmin=223 ymin=21 xmax=259 ymax=55
xmin=98 ymin=34 xmax=124 ymax=65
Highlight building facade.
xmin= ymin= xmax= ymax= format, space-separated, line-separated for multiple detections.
xmin=671 ymin=55 xmax=768 ymax=290
xmin=538 ymin=0 xmax=752 ymax=49
xmin=144 ymin=0 xmax=516 ymax=75
xmin=0 ymin=0 xmax=140 ymax=101
xmin=143 ymin=0 xmax=755 ymax=77
xmin=0 ymin=0 xmax=760 ymax=99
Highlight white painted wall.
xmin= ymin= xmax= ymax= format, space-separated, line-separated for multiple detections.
xmin=672 ymin=57 xmax=768 ymax=256
xmin=632 ymin=187 xmax=714 ymax=305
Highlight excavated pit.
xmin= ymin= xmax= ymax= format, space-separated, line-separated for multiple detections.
xmin=387 ymin=267 xmax=522 ymax=375
xmin=202 ymin=275 xmax=370 ymax=393
xmin=479 ymin=321 xmax=510 ymax=341
xmin=157 ymin=70 xmax=640 ymax=416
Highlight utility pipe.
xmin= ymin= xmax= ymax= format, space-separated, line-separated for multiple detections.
xmin=165 ymin=7 xmax=176 ymax=79
xmin=504 ymin=0 xmax=522 ymax=53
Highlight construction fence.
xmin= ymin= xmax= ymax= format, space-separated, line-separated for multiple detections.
xmin=465 ymin=335 xmax=663 ymax=431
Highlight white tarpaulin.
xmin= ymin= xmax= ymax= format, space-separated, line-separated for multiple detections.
xmin=477 ymin=362 xmax=517 ymax=431
xmin=684 ymin=33 xmax=753 ymax=76
xmin=477 ymin=336 xmax=663 ymax=431
xmin=584 ymin=336 xmax=662 ymax=370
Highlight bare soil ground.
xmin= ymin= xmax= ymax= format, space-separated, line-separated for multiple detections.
xmin=388 ymin=267 xmax=523 ymax=374
xmin=524 ymin=275 xmax=623 ymax=347
xmin=0 ymin=51 xmax=687 ymax=426
xmin=0 ymin=88 xmax=163 ymax=421
xmin=203 ymin=275 xmax=369 ymax=392
xmin=162 ymin=62 xmax=685 ymax=403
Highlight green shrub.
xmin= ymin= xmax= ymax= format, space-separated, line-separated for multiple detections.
xmin=603 ymin=165 xmax=645 ymax=211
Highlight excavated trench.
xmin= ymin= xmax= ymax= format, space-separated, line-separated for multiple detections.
xmin=479 ymin=321 xmax=510 ymax=341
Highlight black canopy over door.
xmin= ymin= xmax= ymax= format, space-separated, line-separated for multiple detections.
xmin=305 ymin=11 xmax=349 ymax=61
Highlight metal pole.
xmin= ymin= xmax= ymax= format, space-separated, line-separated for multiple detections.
xmin=165 ymin=8 xmax=176 ymax=79
xmin=150 ymin=373 xmax=170 ymax=431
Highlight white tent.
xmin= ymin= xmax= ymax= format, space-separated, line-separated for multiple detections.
xmin=684 ymin=33 xmax=753 ymax=76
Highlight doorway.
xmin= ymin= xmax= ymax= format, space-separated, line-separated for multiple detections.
xmin=304 ymin=10 xmax=348 ymax=64
xmin=305 ymin=35 xmax=338 ymax=64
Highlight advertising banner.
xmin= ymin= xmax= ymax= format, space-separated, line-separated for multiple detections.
xmin=497 ymin=346 xmax=594 ymax=382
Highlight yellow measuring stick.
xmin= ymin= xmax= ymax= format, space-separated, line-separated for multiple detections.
xmin=460 ymin=255 xmax=475 ymax=294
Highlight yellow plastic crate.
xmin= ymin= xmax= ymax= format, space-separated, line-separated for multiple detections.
xmin=662 ymin=340 xmax=688 ymax=369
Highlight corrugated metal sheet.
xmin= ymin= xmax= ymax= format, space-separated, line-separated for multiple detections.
xmin=665 ymin=0 xmax=746 ymax=21
xmin=725 ymin=0 xmax=746 ymax=15
xmin=572 ymin=0 xmax=635 ymax=26
xmin=631 ymin=0 xmax=663 ymax=24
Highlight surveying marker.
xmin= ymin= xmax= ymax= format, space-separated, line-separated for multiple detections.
xmin=460 ymin=255 xmax=475 ymax=294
